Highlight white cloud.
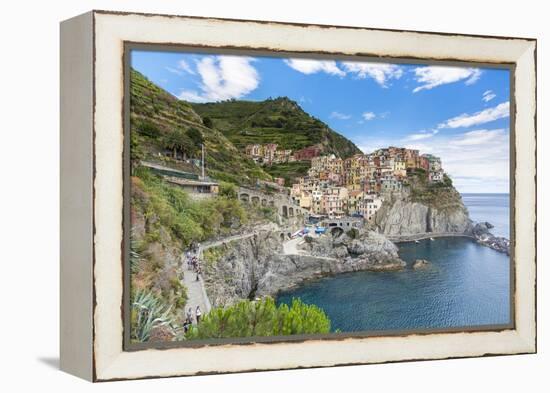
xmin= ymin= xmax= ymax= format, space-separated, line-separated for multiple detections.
xmin=330 ymin=111 xmax=351 ymax=120
xmin=356 ymin=138 xmax=396 ymax=154
xmin=178 ymin=90 xmax=210 ymax=103
xmin=177 ymin=59 xmax=195 ymax=75
xmin=451 ymin=129 xmax=506 ymax=146
xmin=341 ymin=62 xmax=403 ymax=87
xmin=482 ymin=90 xmax=496 ymax=102
xmin=404 ymin=129 xmax=439 ymax=141
xmin=284 ymin=59 xmax=345 ymax=77
xmin=166 ymin=59 xmax=196 ymax=76
xmin=412 ymin=66 xmax=482 ymax=92
xmin=362 ymin=112 xmax=376 ymax=121
xmin=166 ymin=67 xmax=182 ymax=75
xmin=405 ymin=128 xmax=509 ymax=193
xmin=283 ymin=59 xmax=403 ymax=87
xmin=177 ymin=56 xmax=260 ymax=102
xmin=438 ymin=101 xmax=510 ymax=129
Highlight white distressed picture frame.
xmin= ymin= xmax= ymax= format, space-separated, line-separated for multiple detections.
xmin=60 ymin=10 xmax=536 ymax=381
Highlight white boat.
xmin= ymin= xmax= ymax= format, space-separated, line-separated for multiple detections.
xmin=430 ymin=237 xmax=435 ymax=241
xmin=414 ymin=240 xmax=420 ymax=244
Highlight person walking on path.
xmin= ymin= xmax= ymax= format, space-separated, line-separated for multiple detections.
xmin=182 ymin=318 xmax=191 ymax=334
xmin=195 ymin=306 xmax=202 ymax=324
xmin=186 ymin=251 xmax=192 ymax=270
xmin=186 ymin=307 xmax=193 ymax=324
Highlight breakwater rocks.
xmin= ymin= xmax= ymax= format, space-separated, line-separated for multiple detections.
xmin=202 ymin=229 xmax=406 ymax=307
xmin=471 ymin=222 xmax=510 ymax=255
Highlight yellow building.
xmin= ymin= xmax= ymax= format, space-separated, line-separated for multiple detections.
xmin=392 ymin=159 xmax=407 ymax=177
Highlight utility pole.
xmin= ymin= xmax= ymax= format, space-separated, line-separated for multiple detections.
xmin=201 ymin=143 xmax=205 ymax=180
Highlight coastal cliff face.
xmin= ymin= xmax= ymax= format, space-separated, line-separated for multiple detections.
xmin=202 ymin=229 xmax=405 ymax=307
xmin=375 ymin=175 xmax=472 ymax=236
xmin=375 ymin=197 xmax=472 ymax=235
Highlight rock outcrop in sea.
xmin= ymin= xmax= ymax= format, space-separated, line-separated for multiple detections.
xmin=202 ymin=228 xmax=405 ymax=307
xmin=412 ymin=259 xmax=430 ymax=269
xmin=471 ymin=222 xmax=510 ymax=255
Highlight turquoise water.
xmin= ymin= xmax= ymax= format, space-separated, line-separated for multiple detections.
xmin=277 ymin=194 xmax=511 ymax=333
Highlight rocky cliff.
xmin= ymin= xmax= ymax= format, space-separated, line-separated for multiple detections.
xmin=375 ymin=173 xmax=473 ymax=236
xmin=375 ymin=196 xmax=472 ymax=236
xmin=202 ymin=229 xmax=405 ymax=307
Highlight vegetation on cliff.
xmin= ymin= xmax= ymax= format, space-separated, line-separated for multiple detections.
xmin=132 ymin=167 xmax=248 ymax=249
xmin=407 ymin=168 xmax=465 ymax=212
xmin=186 ymin=297 xmax=331 ymax=339
xmin=130 ymin=167 xmax=275 ymax=342
xmin=130 ymin=69 xmax=271 ymax=186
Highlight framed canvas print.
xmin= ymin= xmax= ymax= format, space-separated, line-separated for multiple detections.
xmin=60 ymin=10 xmax=537 ymax=381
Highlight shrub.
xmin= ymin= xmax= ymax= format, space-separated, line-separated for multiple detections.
xmin=186 ymin=297 xmax=331 ymax=339
xmin=202 ymin=116 xmax=213 ymax=128
xmin=136 ymin=119 xmax=162 ymax=138
xmin=187 ymin=127 xmax=204 ymax=150
xmin=346 ymin=228 xmax=359 ymax=239
xmin=202 ymin=245 xmax=227 ymax=269
xmin=133 ymin=167 xmax=248 ymax=247
xmin=218 ymin=181 xmax=238 ymax=199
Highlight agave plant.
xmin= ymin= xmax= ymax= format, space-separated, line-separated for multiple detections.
xmin=131 ymin=290 xmax=175 ymax=342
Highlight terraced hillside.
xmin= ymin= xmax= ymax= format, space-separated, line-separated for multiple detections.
xmin=191 ymin=97 xmax=362 ymax=157
xmin=130 ymin=69 xmax=271 ymax=186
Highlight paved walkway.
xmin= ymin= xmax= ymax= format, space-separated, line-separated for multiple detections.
xmin=181 ymin=223 xmax=278 ymax=316
xmin=283 ymin=237 xmax=307 ymax=255
xmin=181 ymin=223 xmax=301 ymax=317
xmin=181 ymin=251 xmax=211 ymax=318
xmin=200 ymin=223 xmax=279 ymax=251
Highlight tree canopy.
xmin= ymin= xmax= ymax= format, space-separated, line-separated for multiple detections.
xmin=186 ymin=297 xmax=331 ymax=339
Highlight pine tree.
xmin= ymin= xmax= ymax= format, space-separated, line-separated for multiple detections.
xmin=186 ymin=297 xmax=331 ymax=340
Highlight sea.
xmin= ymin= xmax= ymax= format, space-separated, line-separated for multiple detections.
xmin=276 ymin=193 xmax=511 ymax=333
xmin=461 ymin=193 xmax=510 ymax=238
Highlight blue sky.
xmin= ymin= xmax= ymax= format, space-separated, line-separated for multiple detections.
xmin=131 ymin=50 xmax=510 ymax=193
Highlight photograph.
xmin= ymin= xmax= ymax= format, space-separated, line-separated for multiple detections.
xmin=127 ymin=49 xmax=512 ymax=345
xmin=1 ymin=0 xmax=544 ymax=388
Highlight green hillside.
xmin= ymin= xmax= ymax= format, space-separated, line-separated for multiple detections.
xmin=130 ymin=69 xmax=271 ymax=186
xmin=191 ymin=97 xmax=362 ymax=158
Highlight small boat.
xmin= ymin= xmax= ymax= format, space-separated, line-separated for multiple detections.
xmin=430 ymin=237 xmax=435 ymax=241
xmin=414 ymin=240 xmax=420 ymax=244
xmin=315 ymin=226 xmax=327 ymax=234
